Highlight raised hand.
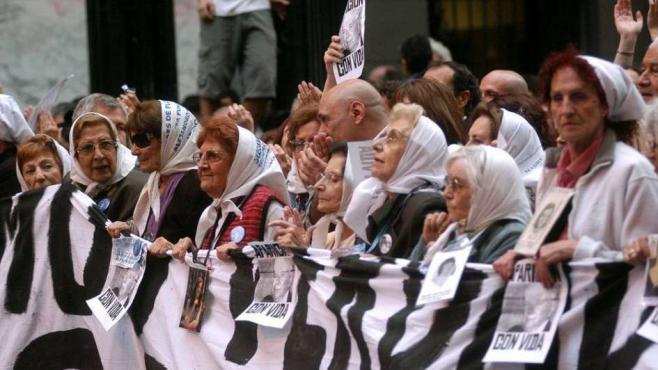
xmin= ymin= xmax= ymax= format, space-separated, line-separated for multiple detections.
xmin=615 ymin=0 xmax=643 ymax=37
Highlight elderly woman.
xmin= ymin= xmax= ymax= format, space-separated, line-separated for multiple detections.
xmin=272 ymin=141 xmax=357 ymax=250
xmin=107 ymin=100 xmax=212 ymax=247
xmin=344 ymin=103 xmax=447 ymax=258
xmin=410 ymin=145 xmax=531 ymax=263
xmin=171 ymin=116 xmax=288 ymax=261
xmin=16 ymin=134 xmax=71 ymax=191
xmin=494 ymin=51 xmax=658 ymax=286
xmin=640 ymin=102 xmax=658 ymax=172
xmin=394 ymin=78 xmax=466 ymax=144
xmin=68 ymin=112 xmax=147 ymax=221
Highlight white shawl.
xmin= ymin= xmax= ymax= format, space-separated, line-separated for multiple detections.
xmin=68 ymin=112 xmax=136 ymax=195
xmin=194 ymin=126 xmax=288 ymax=246
xmin=497 ymin=108 xmax=545 ymax=176
xmin=0 ymin=94 xmax=33 ymax=145
xmin=132 ymin=101 xmax=200 ymax=235
xmin=344 ymin=115 xmax=448 ymax=242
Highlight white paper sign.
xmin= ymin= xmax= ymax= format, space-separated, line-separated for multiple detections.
xmin=515 ymin=187 xmax=574 ymax=256
xmin=27 ymin=74 xmax=75 ymax=130
xmin=87 ymin=235 xmax=149 ymax=330
xmin=346 ymin=140 xmax=374 ymax=185
xmin=333 ymin=0 xmax=366 ymax=84
xmin=643 ymin=235 xmax=658 ymax=306
xmin=416 ymin=238 xmax=472 ymax=306
xmin=637 ymin=307 xmax=658 ymax=343
xmin=236 ymin=254 xmax=297 ymax=328
xmin=483 ymin=259 xmax=567 ymax=364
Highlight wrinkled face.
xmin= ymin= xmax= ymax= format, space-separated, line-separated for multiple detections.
xmin=467 ymin=115 xmax=494 ymax=145
xmin=318 ymin=94 xmax=351 ymax=141
xmin=95 ymin=105 xmax=129 ymax=146
xmin=443 ymin=159 xmax=472 ymax=223
xmin=371 ymin=118 xmax=412 ymax=182
xmin=315 ymin=152 xmax=346 ymax=214
xmin=423 ymin=65 xmax=455 ymax=91
xmin=21 ymin=153 xmax=63 ymax=190
xmin=197 ymin=137 xmax=233 ymax=198
xmin=75 ymin=122 xmax=118 ymax=184
xmin=639 ymin=45 xmax=658 ymax=103
xmin=549 ymin=66 xmax=607 ymax=151
xmin=130 ymin=130 xmax=162 ymax=173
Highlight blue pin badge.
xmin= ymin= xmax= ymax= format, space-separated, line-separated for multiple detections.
xmin=98 ymin=198 xmax=110 ymax=212
xmin=230 ymin=226 xmax=246 ymax=243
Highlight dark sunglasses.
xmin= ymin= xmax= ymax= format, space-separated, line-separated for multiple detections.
xmin=130 ymin=132 xmax=155 ymax=148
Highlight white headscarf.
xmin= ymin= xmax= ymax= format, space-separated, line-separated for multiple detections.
xmin=424 ymin=145 xmax=531 ymax=263
xmin=194 ymin=126 xmax=288 ymax=246
xmin=344 ymin=115 xmax=448 ymax=242
xmin=311 ymin=149 xmax=357 ymax=249
xmin=496 ymin=108 xmax=545 ymax=175
xmin=0 ymin=94 xmax=34 ymax=145
xmin=132 ymin=101 xmax=200 ymax=234
xmin=15 ymin=139 xmax=71 ymax=191
xmin=580 ymin=55 xmax=646 ymax=121
xmin=68 ymin=112 xmax=136 ymax=195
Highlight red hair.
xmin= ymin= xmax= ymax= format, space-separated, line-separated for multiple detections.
xmin=197 ymin=115 xmax=239 ymax=160
xmin=538 ymin=47 xmax=607 ymax=108
xmin=17 ymin=134 xmax=62 ymax=170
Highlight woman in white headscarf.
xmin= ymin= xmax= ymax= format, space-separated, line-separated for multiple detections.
xmin=343 ymin=103 xmax=448 ymax=258
xmin=16 ymin=134 xmax=71 ymax=191
xmin=410 ymin=145 xmax=531 ymax=264
xmin=494 ymin=50 xmax=658 ymax=287
xmin=170 ymin=115 xmax=288 ymax=261
xmin=68 ymin=112 xmax=147 ymax=221
xmin=272 ymin=141 xmax=357 ymax=250
xmin=107 ymin=100 xmax=212 ymax=249
xmin=467 ymin=104 xmax=545 ymax=186
xmin=0 ymin=94 xmax=34 ymax=197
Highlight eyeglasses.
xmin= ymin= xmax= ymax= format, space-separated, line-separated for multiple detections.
xmin=130 ymin=132 xmax=155 ymax=148
xmin=76 ymin=140 xmax=117 ymax=156
xmin=193 ymin=151 xmax=225 ymax=165
xmin=443 ymin=175 xmax=466 ymax=191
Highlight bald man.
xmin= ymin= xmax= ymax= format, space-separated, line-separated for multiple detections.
xmin=480 ymin=70 xmax=529 ymax=102
xmin=639 ymin=41 xmax=658 ymax=103
xmin=317 ymin=79 xmax=388 ymax=141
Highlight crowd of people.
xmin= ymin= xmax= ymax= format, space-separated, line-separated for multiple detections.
xmin=2 ymin=0 xmax=658 ymax=327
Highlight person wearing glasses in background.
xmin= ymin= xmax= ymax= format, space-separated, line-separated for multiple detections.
xmin=410 ymin=145 xmax=531 ymax=264
xmin=68 ymin=112 xmax=147 ymax=222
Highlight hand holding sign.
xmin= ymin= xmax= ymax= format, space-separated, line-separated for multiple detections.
xmin=323 ymin=35 xmax=343 ymax=91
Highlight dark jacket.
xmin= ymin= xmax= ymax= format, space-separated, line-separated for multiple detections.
xmin=366 ymin=187 xmax=446 ymax=259
xmin=0 ymin=148 xmax=20 ymax=199
xmin=410 ymin=218 xmax=526 ymax=264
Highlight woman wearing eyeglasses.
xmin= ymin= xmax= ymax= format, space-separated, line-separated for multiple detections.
xmin=68 ymin=112 xmax=147 ymax=221
xmin=410 ymin=145 xmax=531 ymax=264
xmin=168 ymin=115 xmax=288 ymax=262
xmin=16 ymin=134 xmax=71 ymax=191
xmin=343 ymin=103 xmax=447 ymax=258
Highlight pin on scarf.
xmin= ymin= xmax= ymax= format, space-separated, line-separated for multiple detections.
xmin=230 ymin=226 xmax=246 ymax=244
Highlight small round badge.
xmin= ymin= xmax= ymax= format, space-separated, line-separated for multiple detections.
xmin=98 ymin=198 xmax=110 ymax=211
xmin=230 ymin=226 xmax=246 ymax=243
xmin=379 ymin=234 xmax=393 ymax=254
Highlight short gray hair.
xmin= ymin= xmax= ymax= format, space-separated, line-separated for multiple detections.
xmin=72 ymin=93 xmax=126 ymax=121
xmin=445 ymin=145 xmax=486 ymax=193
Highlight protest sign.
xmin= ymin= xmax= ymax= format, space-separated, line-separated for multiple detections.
xmin=346 ymin=140 xmax=374 ymax=185
xmin=514 ymin=187 xmax=574 ymax=256
xmin=483 ymin=259 xmax=567 ymax=364
xmin=237 ymin=243 xmax=296 ymax=328
xmin=87 ymin=235 xmax=149 ymax=330
xmin=416 ymin=236 xmax=472 ymax=306
xmin=27 ymin=74 xmax=74 ymax=130
xmin=333 ymin=0 xmax=366 ymax=84
xmin=643 ymin=235 xmax=658 ymax=306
